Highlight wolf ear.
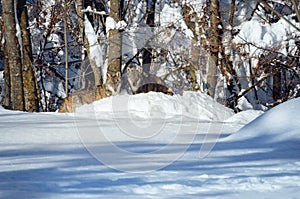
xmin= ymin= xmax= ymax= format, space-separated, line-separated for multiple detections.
xmin=116 ymin=72 xmax=121 ymax=78
xmin=137 ymin=66 xmax=143 ymax=73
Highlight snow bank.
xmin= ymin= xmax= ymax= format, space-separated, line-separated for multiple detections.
xmin=234 ymin=17 xmax=299 ymax=56
xmin=225 ymin=109 xmax=263 ymax=125
xmin=226 ymin=98 xmax=300 ymax=143
xmin=76 ymin=91 xmax=234 ymax=121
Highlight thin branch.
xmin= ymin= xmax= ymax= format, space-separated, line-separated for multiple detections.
xmin=259 ymin=0 xmax=300 ymax=32
xmin=64 ymin=0 xmax=68 ymax=95
xmin=291 ymin=0 xmax=300 ymax=23
xmin=236 ymin=34 xmax=300 ymax=59
xmin=237 ymin=69 xmax=278 ymax=100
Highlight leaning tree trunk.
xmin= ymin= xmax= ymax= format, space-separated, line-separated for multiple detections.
xmin=2 ymin=0 xmax=24 ymax=111
xmin=207 ymin=0 xmax=221 ymax=98
xmin=18 ymin=0 xmax=39 ymax=112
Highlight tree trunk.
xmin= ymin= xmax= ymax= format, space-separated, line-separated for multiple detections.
xmin=75 ymin=0 xmax=102 ymax=88
xmin=3 ymin=45 xmax=11 ymax=108
xmin=207 ymin=0 xmax=221 ymax=98
xmin=2 ymin=0 xmax=24 ymax=111
xmin=142 ymin=0 xmax=156 ymax=74
xmin=107 ymin=0 xmax=122 ymax=83
xmin=19 ymin=0 xmax=39 ymax=112
xmin=273 ymin=64 xmax=282 ymax=101
xmin=219 ymin=0 xmax=241 ymax=97
xmin=183 ymin=4 xmax=200 ymax=91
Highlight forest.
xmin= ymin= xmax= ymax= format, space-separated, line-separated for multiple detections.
xmin=1 ymin=1 xmax=300 ymax=197
xmin=0 ymin=0 xmax=299 ymax=112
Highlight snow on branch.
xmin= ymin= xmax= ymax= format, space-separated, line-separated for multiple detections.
xmin=81 ymin=6 xmax=108 ymax=16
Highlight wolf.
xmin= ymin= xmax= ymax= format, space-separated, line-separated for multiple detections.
xmin=58 ymin=89 xmax=96 ymax=113
xmin=135 ymin=83 xmax=173 ymax=95
xmin=59 ymin=73 xmax=121 ymax=112
xmin=126 ymin=65 xmax=173 ymax=96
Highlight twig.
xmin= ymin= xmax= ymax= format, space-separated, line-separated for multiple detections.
xmin=291 ymin=0 xmax=300 ymax=23
xmin=259 ymin=0 xmax=300 ymax=32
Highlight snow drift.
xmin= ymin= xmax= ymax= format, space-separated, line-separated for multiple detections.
xmin=226 ymin=98 xmax=300 ymax=143
xmin=0 ymin=93 xmax=299 ymax=198
xmin=76 ymin=91 xmax=234 ymax=121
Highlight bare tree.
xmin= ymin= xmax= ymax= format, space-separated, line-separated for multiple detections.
xmin=18 ymin=0 xmax=40 ymax=111
xmin=207 ymin=0 xmax=221 ymax=98
xmin=2 ymin=0 xmax=24 ymax=111
xmin=107 ymin=0 xmax=123 ymax=87
xmin=183 ymin=3 xmax=201 ymax=91
xmin=2 ymin=0 xmax=40 ymax=111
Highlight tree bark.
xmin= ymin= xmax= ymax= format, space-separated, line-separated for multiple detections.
xmin=2 ymin=0 xmax=24 ymax=111
xmin=273 ymin=63 xmax=282 ymax=101
xmin=107 ymin=0 xmax=122 ymax=79
xmin=183 ymin=4 xmax=200 ymax=91
xmin=19 ymin=0 xmax=39 ymax=112
xmin=207 ymin=0 xmax=221 ymax=98
xmin=3 ymin=45 xmax=11 ymax=108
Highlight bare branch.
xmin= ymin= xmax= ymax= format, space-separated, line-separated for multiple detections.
xmin=259 ymin=0 xmax=300 ymax=32
xmin=291 ymin=0 xmax=300 ymax=23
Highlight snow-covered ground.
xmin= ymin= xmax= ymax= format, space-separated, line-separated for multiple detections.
xmin=0 ymin=92 xmax=299 ymax=198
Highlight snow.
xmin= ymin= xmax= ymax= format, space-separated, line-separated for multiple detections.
xmin=234 ymin=17 xmax=299 ymax=57
xmin=1 ymin=0 xmax=300 ymax=198
xmin=84 ymin=15 xmax=106 ymax=82
xmin=160 ymin=4 xmax=194 ymax=38
xmin=77 ymin=91 xmax=233 ymax=120
xmin=225 ymin=97 xmax=300 ymax=143
xmin=1 ymin=92 xmax=299 ymax=198
xmin=106 ymin=16 xmax=117 ymax=34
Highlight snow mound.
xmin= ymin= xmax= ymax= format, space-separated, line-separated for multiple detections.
xmin=76 ymin=91 xmax=234 ymax=121
xmin=226 ymin=98 xmax=300 ymax=143
xmin=225 ymin=109 xmax=263 ymax=125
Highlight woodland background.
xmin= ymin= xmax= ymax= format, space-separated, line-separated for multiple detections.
xmin=0 ymin=0 xmax=299 ymax=112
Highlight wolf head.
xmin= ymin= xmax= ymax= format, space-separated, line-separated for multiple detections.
xmin=126 ymin=65 xmax=172 ymax=95
xmin=127 ymin=65 xmax=143 ymax=92
xmin=105 ymin=72 xmax=121 ymax=96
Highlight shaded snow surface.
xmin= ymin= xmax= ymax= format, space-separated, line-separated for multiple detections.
xmin=0 ymin=92 xmax=299 ymax=199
